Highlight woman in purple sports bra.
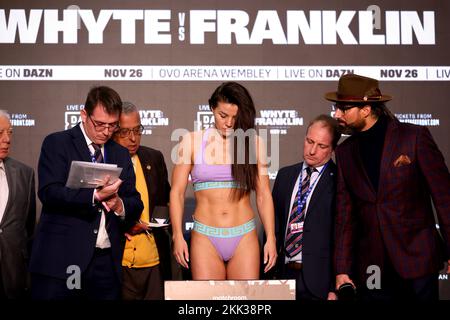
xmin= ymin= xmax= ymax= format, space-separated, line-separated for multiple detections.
xmin=170 ymin=82 xmax=277 ymax=280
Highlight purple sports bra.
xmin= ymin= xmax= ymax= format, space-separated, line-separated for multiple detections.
xmin=190 ymin=128 xmax=234 ymax=184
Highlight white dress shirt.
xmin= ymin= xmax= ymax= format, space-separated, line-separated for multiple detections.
xmin=0 ymin=160 xmax=9 ymax=224
xmin=79 ymin=122 xmax=111 ymax=249
xmin=285 ymin=162 xmax=326 ymax=264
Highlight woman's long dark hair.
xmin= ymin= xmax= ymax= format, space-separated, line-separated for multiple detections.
xmin=208 ymin=82 xmax=258 ymax=200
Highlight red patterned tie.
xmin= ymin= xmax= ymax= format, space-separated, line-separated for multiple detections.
xmin=285 ymin=167 xmax=314 ymax=257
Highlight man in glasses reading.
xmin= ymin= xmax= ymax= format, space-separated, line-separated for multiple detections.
xmin=30 ymin=86 xmax=143 ymax=299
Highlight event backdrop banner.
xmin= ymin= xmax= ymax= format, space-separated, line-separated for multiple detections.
xmin=0 ymin=0 xmax=449 ymax=298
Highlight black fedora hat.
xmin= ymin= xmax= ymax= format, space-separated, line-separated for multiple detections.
xmin=325 ymin=74 xmax=392 ymax=103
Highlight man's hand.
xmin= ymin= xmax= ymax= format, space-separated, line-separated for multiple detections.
xmin=94 ymin=177 xmax=123 ymax=213
xmin=336 ymin=273 xmax=355 ymax=291
xmin=128 ymin=222 xmax=150 ymax=235
xmin=447 ymin=259 xmax=450 ymax=274
xmin=327 ymin=292 xmax=338 ymax=300
xmin=104 ymin=194 xmax=124 ymax=213
xmin=95 ymin=177 xmax=122 ymax=201
xmin=125 ymin=222 xmax=151 ymax=240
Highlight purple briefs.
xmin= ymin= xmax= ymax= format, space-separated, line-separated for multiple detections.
xmin=193 ymin=219 xmax=256 ymax=262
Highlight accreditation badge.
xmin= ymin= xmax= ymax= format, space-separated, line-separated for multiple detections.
xmin=289 ymin=222 xmax=304 ymax=234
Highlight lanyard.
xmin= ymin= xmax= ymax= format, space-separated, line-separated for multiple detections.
xmin=293 ymin=162 xmax=328 ymax=218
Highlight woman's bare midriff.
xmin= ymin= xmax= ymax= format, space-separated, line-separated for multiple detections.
xmin=193 ymin=188 xmax=255 ymax=227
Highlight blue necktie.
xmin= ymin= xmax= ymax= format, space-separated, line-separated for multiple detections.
xmin=92 ymin=143 xmax=103 ymax=163
xmin=285 ymin=167 xmax=314 ymax=257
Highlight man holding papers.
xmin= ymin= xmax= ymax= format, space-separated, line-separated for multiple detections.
xmin=30 ymin=86 xmax=143 ymax=300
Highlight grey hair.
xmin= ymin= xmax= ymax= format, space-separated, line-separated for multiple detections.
xmin=121 ymin=101 xmax=139 ymax=115
xmin=0 ymin=110 xmax=10 ymax=120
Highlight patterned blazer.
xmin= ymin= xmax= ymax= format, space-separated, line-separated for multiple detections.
xmin=334 ymin=118 xmax=450 ymax=283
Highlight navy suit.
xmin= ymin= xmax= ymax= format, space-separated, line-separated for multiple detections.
xmin=29 ymin=124 xmax=143 ymax=298
xmin=272 ymin=160 xmax=336 ymax=299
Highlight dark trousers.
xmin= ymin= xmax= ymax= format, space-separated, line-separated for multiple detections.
xmin=0 ymin=264 xmax=5 ymax=299
xmin=31 ymin=248 xmax=120 ymax=300
xmin=358 ymin=259 xmax=439 ymax=301
xmin=285 ymin=265 xmax=321 ymax=301
xmin=122 ymin=264 xmax=164 ymax=300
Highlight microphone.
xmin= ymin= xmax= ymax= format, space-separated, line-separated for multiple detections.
xmin=337 ymin=283 xmax=357 ymax=301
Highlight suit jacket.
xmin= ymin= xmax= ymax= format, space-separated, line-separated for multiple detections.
xmin=135 ymin=146 xmax=174 ymax=280
xmin=29 ymin=124 xmax=143 ymax=281
xmin=272 ymin=160 xmax=337 ymax=299
xmin=334 ymin=118 xmax=450 ymax=283
xmin=0 ymin=157 xmax=35 ymax=298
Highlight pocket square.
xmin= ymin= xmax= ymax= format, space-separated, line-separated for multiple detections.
xmin=393 ymin=154 xmax=411 ymax=167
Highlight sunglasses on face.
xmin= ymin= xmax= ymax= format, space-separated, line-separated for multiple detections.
xmin=332 ymin=104 xmax=361 ymax=113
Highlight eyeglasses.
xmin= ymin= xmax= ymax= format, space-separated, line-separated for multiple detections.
xmin=88 ymin=115 xmax=119 ymax=132
xmin=332 ymin=104 xmax=359 ymax=114
xmin=117 ymin=125 xmax=144 ymax=138
xmin=0 ymin=128 xmax=13 ymax=137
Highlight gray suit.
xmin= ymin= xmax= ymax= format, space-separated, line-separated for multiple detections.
xmin=0 ymin=157 xmax=35 ymax=298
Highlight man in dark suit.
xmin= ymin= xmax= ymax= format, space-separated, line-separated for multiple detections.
xmin=0 ymin=110 xmax=36 ymax=299
xmin=114 ymin=102 xmax=179 ymax=300
xmin=272 ymin=114 xmax=341 ymax=300
xmin=328 ymin=74 xmax=450 ymax=300
xmin=29 ymin=86 xmax=143 ymax=300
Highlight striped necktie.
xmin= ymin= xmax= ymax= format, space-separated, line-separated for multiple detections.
xmin=285 ymin=166 xmax=315 ymax=258
xmin=92 ymin=143 xmax=103 ymax=163
xmin=92 ymin=143 xmax=110 ymax=237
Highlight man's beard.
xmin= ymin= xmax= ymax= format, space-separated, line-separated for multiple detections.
xmin=338 ymin=123 xmax=355 ymax=135
xmin=338 ymin=118 xmax=366 ymax=135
